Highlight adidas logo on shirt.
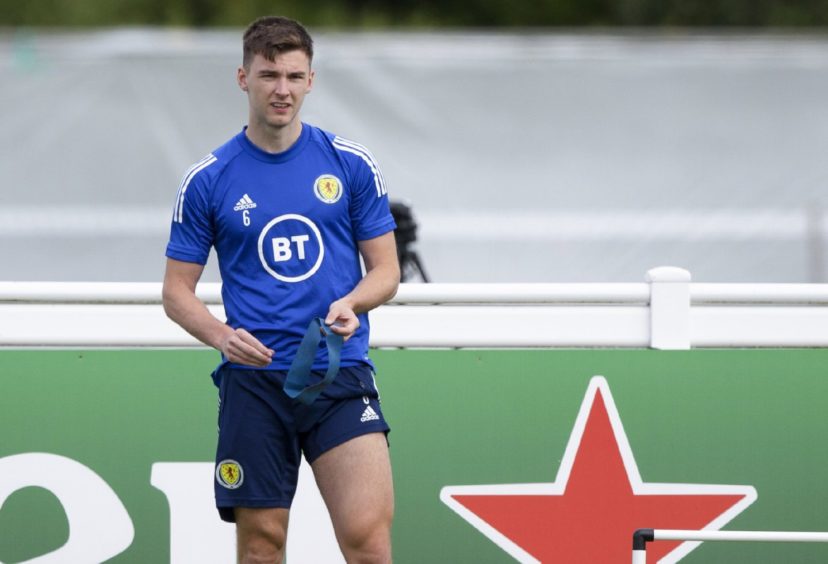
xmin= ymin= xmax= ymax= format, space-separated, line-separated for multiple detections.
xmin=360 ymin=405 xmax=380 ymax=423
xmin=233 ymin=194 xmax=257 ymax=211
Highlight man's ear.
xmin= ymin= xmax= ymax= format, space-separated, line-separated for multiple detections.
xmin=237 ymin=66 xmax=248 ymax=92
xmin=306 ymin=69 xmax=315 ymax=93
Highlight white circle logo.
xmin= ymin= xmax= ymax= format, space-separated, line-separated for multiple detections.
xmin=257 ymin=214 xmax=324 ymax=283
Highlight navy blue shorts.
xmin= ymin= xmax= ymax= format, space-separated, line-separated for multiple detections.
xmin=212 ymin=364 xmax=390 ymax=523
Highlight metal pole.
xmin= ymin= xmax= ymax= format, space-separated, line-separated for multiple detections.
xmin=655 ymin=529 xmax=828 ymax=543
xmin=632 ymin=528 xmax=828 ymax=563
xmin=632 ymin=529 xmax=653 ymax=564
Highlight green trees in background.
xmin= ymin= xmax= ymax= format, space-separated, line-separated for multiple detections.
xmin=2 ymin=0 xmax=828 ymax=27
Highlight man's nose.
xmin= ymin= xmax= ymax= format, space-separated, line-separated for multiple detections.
xmin=273 ymin=78 xmax=289 ymax=96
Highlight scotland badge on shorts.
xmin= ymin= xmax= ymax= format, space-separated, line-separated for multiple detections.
xmin=216 ymin=459 xmax=244 ymax=489
xmin=313 ymin=174 xmax=343 ymax=204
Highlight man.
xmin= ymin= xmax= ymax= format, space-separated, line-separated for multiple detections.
xmin=162 ymin=16 xmax=399 ymax=563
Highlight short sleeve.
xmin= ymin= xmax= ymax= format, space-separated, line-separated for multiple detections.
xmin=335 ymin=138 xmax=396 ymax=241
xmin=165 ymin=157 xmax=216 ymax=264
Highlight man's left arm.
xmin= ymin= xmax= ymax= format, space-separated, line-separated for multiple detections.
xmin=325 ymin=231 xmax=400 ymax=340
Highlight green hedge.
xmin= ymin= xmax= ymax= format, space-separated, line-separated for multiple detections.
xmin=2 ymin=0 xmax=828 ymax=28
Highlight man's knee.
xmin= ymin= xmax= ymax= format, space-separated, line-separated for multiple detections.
xmin=235 ymin=507 xmax=289 ymax=564
xmin=337 ymin=509 xmax=393 ymax=563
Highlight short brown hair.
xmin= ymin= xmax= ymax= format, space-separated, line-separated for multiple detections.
xmin=242 ymin=16 xmax=313 ymax=69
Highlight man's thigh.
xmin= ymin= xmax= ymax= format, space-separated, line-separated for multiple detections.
xmin=311 ymin=432 xmax=394 ymax=531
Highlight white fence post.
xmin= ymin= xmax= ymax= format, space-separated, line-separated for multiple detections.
xmin=646 ymin=266 xmax=691 ymax=350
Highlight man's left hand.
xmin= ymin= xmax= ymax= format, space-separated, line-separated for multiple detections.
xmin=325 ymin=300 xmax=360 ymax=341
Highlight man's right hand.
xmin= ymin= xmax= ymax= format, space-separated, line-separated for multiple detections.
xmin=220 ymin=328 xmax=274 ymax=367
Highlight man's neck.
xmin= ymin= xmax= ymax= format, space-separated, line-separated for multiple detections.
xmin=245 ymin=121 xmax=302 ymax=154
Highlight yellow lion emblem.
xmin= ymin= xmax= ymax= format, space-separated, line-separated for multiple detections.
xmin=314 ymin=174 xmax=342 ymax=204
xmin=216 ymin=460 xmax=243 ymax=489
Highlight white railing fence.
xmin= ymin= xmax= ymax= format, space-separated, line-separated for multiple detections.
xmin=1 ymin=267 xmax=827 ymax=348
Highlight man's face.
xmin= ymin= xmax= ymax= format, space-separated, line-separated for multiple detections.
xmin=238 ymin=51 xmax=314 ymax=133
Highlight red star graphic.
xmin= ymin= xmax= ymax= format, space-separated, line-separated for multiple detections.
xmin=441 ymin=377 xmax=757 ymax=563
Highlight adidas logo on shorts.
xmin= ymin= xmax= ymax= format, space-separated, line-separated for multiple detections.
xmin=360 ymin=405 xmax=380 ymax=423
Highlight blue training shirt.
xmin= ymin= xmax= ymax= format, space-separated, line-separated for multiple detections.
xmin=165 ymin=124 xmax=396 ymax=371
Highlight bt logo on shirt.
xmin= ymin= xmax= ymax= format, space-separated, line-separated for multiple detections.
xmin=257 ymin=214 xmax=324 ymax=283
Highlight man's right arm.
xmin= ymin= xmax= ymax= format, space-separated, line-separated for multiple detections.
xmin=162 ymin=258 xmax=274 ymax=367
